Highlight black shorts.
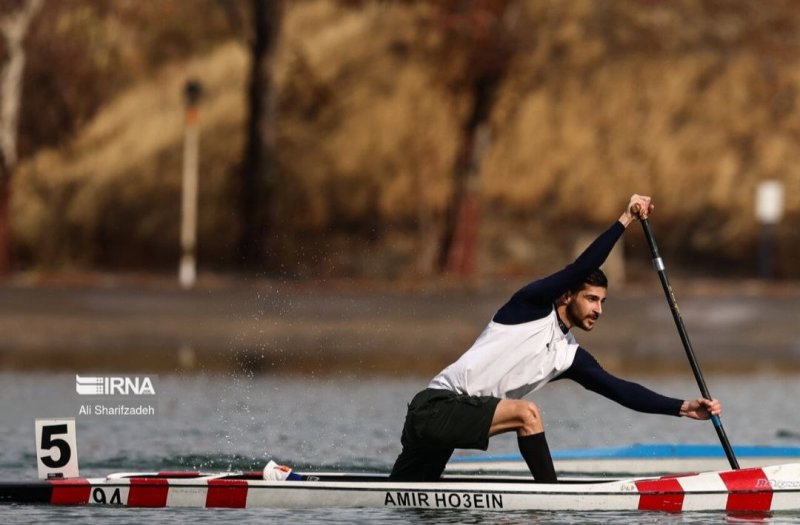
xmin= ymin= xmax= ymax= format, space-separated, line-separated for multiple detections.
xmin=389 ymin=388 xmax=501 ymax=481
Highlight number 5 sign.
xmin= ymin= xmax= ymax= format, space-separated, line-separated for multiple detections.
xmin=35 ymin=418 xmax=80 ymax=479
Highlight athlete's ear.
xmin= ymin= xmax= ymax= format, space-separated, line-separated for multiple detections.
xmin=558 ymin=292 xmax=573 ymax=305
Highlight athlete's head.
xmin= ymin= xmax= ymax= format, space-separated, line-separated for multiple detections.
xmin=560 ymin=269 xmax=608 ymax=331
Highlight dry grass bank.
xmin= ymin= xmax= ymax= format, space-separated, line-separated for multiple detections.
xmin=11 ymin=0 xmax=800 ymax=277
xmin=13 ymin=42 xmax=248 ymax=267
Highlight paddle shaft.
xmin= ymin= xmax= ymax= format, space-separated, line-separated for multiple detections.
xmin=638 ymin=216 xmax=740 ymax=470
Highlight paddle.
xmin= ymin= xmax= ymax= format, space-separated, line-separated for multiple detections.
xmin=634 ymin=205 xmax=740 ymax=470
xmin=777 ymin=429 xmax=800 ymax=440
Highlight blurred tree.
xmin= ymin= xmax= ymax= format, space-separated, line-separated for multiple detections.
xmin=238 ymin=0 xmax=283 ymax=269
xmin=0 ymin=0 xmax=43 ymax=275
xmin=426 ymin=0 xmax=516 ymax=276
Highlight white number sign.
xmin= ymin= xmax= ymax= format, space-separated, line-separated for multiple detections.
xmin=35 ymin=418 xmax=80 ymax=479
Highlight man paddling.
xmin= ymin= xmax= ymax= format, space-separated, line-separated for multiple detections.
xmin=389 ymin=194 xmax=721 ymax=483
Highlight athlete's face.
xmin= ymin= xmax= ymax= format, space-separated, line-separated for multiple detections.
xmin=565 ymin=285 xmax=607 ymax=331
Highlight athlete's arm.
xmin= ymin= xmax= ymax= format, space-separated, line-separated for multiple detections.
xmin=493 ymin=194 xmax=652 ymax=325
xmin=554 ymin=347 xmax=683 ymax=416
xmin=493 ymin=221 xmax=624 ymax=323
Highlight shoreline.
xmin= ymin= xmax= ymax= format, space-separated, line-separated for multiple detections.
xmin=1 ymin=275 xmax=799 ymax=376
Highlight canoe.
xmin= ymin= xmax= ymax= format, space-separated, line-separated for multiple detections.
xmin=2 ymin=463 xmax=800 ymax=512
xmin=447 ymin=444 xmax=800 ymax=475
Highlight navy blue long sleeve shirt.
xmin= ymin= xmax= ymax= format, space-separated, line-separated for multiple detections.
xmin=493 ymin=220 xmax=682 ymax=417
xmin=493 ymin=221 xmax=625 ymax=324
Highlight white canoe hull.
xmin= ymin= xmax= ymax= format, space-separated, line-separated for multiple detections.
xmin=5 ymin=463 xmax=800 ymax=512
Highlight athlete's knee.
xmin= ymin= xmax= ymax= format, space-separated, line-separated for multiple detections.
xmin=517 ymin=401 xmax=544 ymax=436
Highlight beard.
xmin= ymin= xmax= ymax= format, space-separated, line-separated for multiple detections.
xmin=568 ymin=304 xmax=598 ymax=331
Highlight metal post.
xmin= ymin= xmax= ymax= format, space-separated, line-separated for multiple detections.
xmin=179 ymin=80 xmax=202 ymax=290
xmin=755 ymin=180 xmax=784 ymax=280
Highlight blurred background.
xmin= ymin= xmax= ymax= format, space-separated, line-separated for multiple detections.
xmin=0 ymin=0 xmax=798 ymax=376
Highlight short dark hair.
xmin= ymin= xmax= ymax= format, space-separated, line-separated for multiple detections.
xmin=569 ymin=268 xmax=608 ymax=294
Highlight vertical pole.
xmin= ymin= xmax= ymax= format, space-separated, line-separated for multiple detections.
xmin=0 ymin=175 xmax=10 ymax=275
xmin=758 ymin=222 xmax=776 ymax=279
xmin=755 ymin=180 xmax=784 ymax=280
xmin=180 ymin=81 xmax=202 ymax=290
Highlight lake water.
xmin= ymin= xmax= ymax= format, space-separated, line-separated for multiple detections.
xmin=1 ymin=371 xmax=799 ymax=523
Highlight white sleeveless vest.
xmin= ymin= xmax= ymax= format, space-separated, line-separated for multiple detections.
xmin=427 ymin=308 xmax=579 ymax=399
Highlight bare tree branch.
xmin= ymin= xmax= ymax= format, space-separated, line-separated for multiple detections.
xmin=0 ymin=0 xmax=43 ymax=275
xmin=238 ymin=0 xmax=283 ymax=269
xmin=0 ymin=0 xmax=43 ymax=173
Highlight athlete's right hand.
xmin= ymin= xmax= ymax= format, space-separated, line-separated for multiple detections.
xmin=620 ymin=194 xmax=653 ymax=226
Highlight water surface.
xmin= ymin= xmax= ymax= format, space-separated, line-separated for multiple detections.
xmin=1 ymin=371 xmax=799 ymax=523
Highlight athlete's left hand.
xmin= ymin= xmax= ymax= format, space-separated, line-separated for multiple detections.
xmin=680 ymin=398 xmax=721 ymax=420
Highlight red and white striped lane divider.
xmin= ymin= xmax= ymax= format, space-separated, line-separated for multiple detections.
xmin=50 ymin=471 xmax=260 ymax=508
xmin=634 ymin=464 xmax=800 ymax=513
